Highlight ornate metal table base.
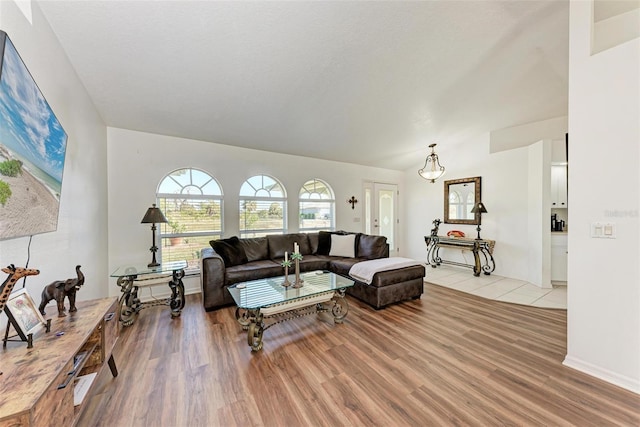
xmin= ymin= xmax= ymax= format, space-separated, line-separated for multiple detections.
xmin=235 ymin=289 xmax=349 ymax=352
xmin=424 ymin=235 xmax=495 ymax=277
xmin=117 ymin=268 xmax=185 ymax=326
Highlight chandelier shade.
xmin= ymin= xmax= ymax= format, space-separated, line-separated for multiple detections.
xmin=418 ymin=143 xmax=445 ymax=183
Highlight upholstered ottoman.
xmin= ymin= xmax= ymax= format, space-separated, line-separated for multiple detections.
xmin=343 ymin=259 xmax=425 ymax=309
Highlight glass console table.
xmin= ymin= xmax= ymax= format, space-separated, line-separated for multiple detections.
xmin=110 ymin=260 xmax=187 ymax=326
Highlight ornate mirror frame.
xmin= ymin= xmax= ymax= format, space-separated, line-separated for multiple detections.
xmin=444 ymin=176 xmax=482 ymax=225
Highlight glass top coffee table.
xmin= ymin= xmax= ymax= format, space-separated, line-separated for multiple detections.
xmin=228 ymin=271 xmax=354 ymax=352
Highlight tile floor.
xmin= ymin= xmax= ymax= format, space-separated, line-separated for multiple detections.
xmin=424 ymin=264 xmax=567 ymax=309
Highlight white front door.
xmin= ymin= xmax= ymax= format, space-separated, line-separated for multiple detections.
xmin=366 ymin=183 xmax=398 ymax=252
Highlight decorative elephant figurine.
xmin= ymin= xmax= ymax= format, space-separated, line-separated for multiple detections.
xmin=39 ymin=265 xmax=84 ymax=317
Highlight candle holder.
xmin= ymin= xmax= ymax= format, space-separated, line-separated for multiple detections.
xmin=281 ymin=260 xmax=292 ymax=287
xmin=291 ymin=252 xmax=304 ymax=288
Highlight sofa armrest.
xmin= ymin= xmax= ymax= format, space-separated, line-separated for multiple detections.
xmin=200 ymin=247 xmax=227 ymax=311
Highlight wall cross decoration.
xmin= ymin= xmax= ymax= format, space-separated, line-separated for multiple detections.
xmin=347 ymin=196 xmax=358 ymax=209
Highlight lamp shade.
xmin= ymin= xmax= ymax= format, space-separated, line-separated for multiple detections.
xmin=141 ymin=204 xmax=168 ymax=224
xmin=471 ymin=202 xmax=487 ymax=214
xmin=418 ymin=143 xmax=445 ymax=183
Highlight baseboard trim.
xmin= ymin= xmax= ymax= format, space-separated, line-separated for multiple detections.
xmin=563 ymin=355 xmax=640 ymax=394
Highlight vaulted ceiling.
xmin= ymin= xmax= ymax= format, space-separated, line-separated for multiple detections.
xmin=39 ymin=1 xmax=569 ymax=170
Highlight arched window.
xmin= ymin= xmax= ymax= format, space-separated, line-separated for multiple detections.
xmin=157 ymin=168 xmax=223 ymax=270
xmin=239 ymin=175 xmax=286 ymax=237
xmin=299 ymin=179 xmax=335 ymax=231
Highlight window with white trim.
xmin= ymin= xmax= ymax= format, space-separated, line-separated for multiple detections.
xmin=299 ymin=179 xmax=335 ymax=231
xmin=239 ymin=175 xmax=286 ymax=238
xmin=157 ymin=168 xmax=223 ymax=270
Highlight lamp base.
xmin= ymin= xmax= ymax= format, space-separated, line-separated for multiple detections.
xmin=147 ymin=261 xmax=160 ymax=268
xmin=475 ymin=225 xmax=482 ymax=240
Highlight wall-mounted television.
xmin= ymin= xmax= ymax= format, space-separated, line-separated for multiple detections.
xmin=0 ymin=30 xmax=68 ymax=241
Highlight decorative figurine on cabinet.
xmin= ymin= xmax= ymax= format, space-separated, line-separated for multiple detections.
xmin=39 ymin=265 xmax=84 ymax=317
xmin=0 ymin=264 xmax=40 ymax=313
xmin=430 ymin=218 xmax=441 ymax=236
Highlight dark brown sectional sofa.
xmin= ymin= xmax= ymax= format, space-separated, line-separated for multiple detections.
xmin=200 ymin=231 xmax=425 ymax=311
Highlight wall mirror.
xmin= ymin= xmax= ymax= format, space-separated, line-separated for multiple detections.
xmin=444 ymin=176 xmax=482 ymax=225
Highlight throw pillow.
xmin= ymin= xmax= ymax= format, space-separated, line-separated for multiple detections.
xmin=329 ymin=234 xmax=356 ymax=258
xmin=317 ymin=231 xmax=332 ymax=255
xmin=357 ymin=234 xmax=388 ymax=259
xmin=210 ymin=236 xmax=248 ymax=267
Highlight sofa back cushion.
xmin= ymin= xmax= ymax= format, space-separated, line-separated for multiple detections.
xmin=307 ymin=233 xmax=320 ymax=255
xmin=239 ymin=237 xmax=269 ymax=262
xmin=267 ymin=234 xmax=311 ymax=259
xmin=357 ymin=234 xmax=388 ymax=259
xmin=210 ymin=236 xmax=248 ymax=267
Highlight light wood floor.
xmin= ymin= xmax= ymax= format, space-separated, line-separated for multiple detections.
xmin=78 ymin=283 xmax=640 ymax=427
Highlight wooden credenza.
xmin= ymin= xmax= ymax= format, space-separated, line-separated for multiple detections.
xmin=0 ymin=297 xmax=119 ymax=426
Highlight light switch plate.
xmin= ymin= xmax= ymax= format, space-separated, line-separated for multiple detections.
xmin=592 ymin=222 xmax=616 ymax=238
xmin=603 ymin=223 xmax=616 ymax=238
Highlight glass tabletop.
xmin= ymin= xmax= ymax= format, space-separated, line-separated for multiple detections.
xmin=228 ymin=271 xmax=354 ymax=309
xmin=110 ymin=260 xmax=188 ymax=278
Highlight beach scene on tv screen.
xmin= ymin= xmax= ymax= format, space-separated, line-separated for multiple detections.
xmin=0 ymin=36 xmax=67 ymax=240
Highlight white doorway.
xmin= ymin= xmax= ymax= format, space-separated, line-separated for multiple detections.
xmin=364 ymin=182 xmax=398 ymax=253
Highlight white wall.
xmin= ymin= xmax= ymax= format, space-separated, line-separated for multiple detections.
xmin=527 ymin=140 xmax=552 ymax=288
xmin=490 ymin=116 xmax=567 ymax=154
xmin=564 ymin=1 xmax=640 ymax=393
xmin=404 ymin=134 xmax=536 ymax=283
xmin=0 ymin=2 xmax=109 ymax=313
xmin=107 ymin=127 xmax=405 ymax=298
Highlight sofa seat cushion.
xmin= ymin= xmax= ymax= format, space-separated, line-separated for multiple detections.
xmin=297 ymin=255 xmax=332 ymax=272
xmin=363 ymin=265 xmax=426 ymax=288
xmin=329 ymin=257 xmax=365 ymax=276
xmin=225 ymin=260 xmax=282 ymax=284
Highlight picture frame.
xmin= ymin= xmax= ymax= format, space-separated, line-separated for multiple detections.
xmin=4 ymin=288 xmax=46 ymax=340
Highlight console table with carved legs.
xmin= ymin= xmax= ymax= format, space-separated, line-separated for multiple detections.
xmin=110 ymin=260 xmax=187 ymax=326
xmin=424 ymin=235 xmax=496 ymax=276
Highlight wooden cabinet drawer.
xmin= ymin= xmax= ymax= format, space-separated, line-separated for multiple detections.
xmin=31 ymin=360 xmax=74 ymax=427
xmin=103 ymin=299 xmax=119 ymax=357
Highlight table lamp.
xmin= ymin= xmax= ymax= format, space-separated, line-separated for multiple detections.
xmin=470 ymin=202 xmax=487 ymax=240
xmin=141 ymin=204 xmax=168 ymax=267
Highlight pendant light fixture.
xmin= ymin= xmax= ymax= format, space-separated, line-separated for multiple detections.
xmin=418 ymin=143 xmax=445 ymax=183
